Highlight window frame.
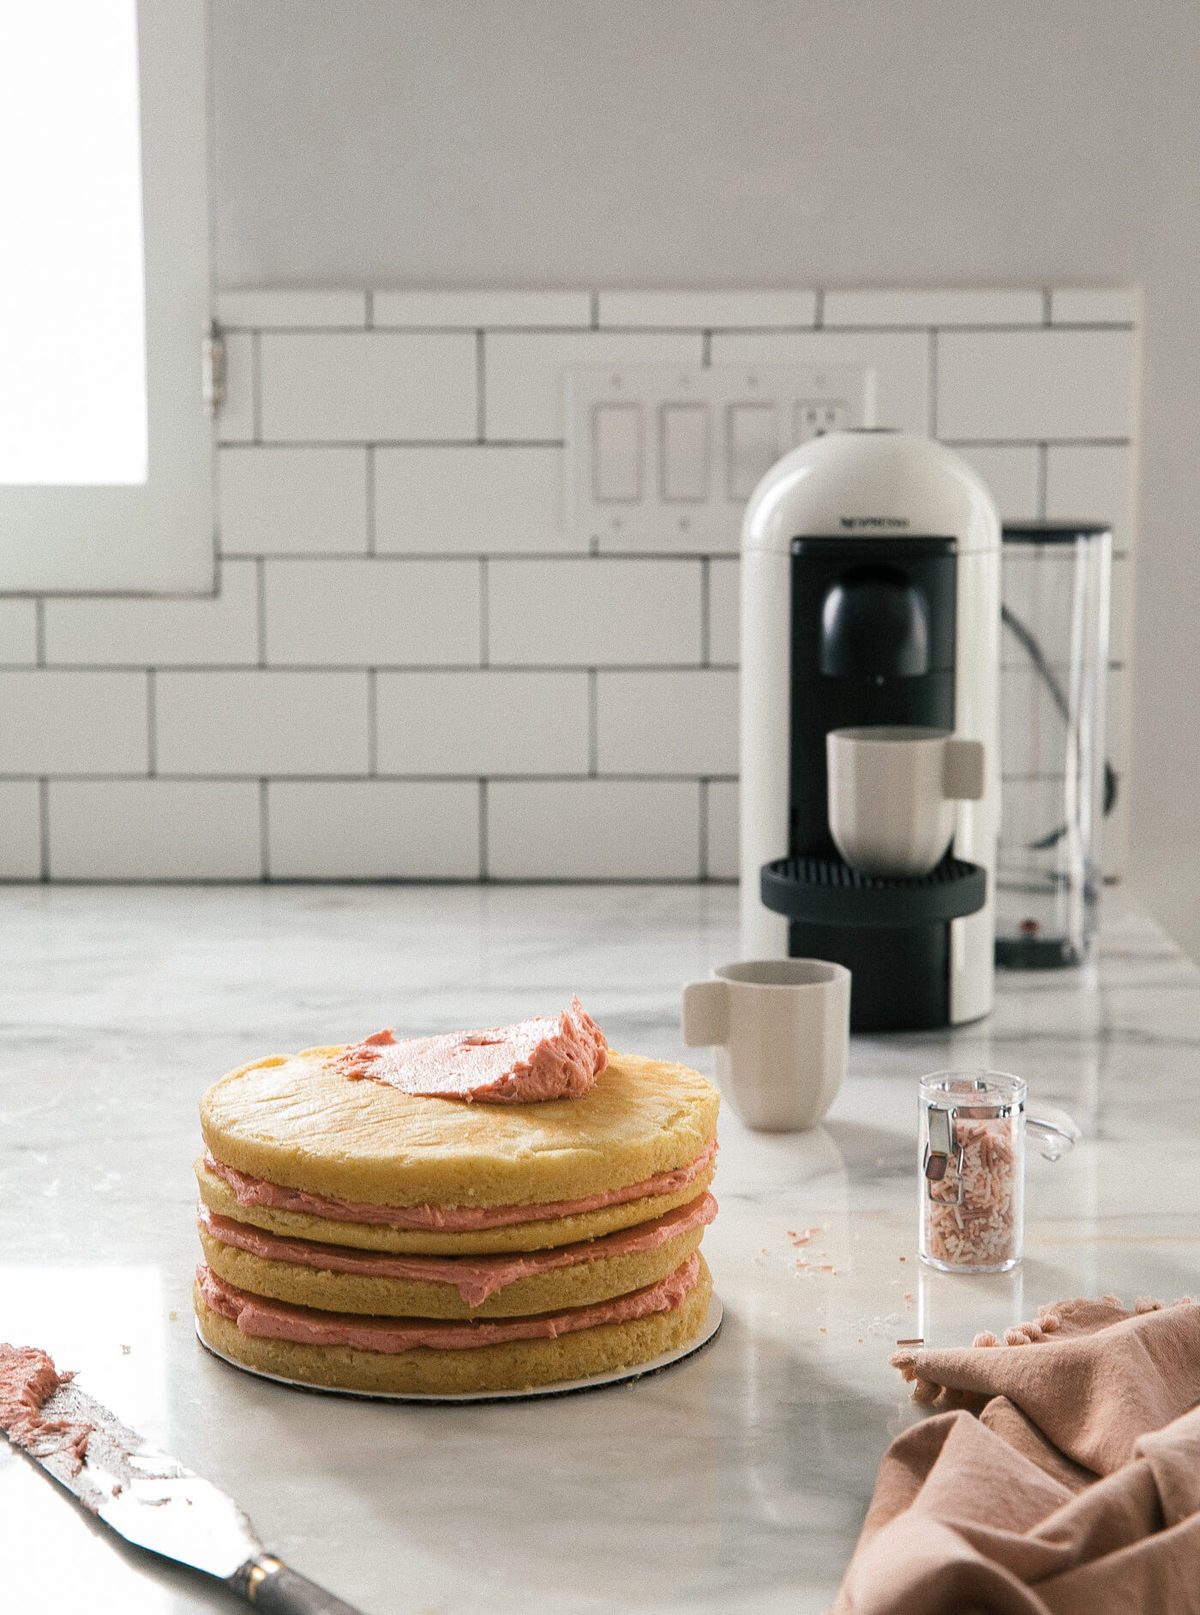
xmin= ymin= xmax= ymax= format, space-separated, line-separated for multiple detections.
xmin=0 ymin=0 xmax=215 ymax=596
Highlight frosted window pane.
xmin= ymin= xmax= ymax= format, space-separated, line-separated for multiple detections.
xmin=0 ymin=1 xmax=148 ymax=485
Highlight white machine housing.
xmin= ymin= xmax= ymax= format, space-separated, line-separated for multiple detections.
xmin=740 ymin=430 xmax=1001 ymax=1024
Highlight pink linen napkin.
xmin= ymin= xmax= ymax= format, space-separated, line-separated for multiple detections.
xmin=833 ymin=1295 xmax=1200 ymax=1615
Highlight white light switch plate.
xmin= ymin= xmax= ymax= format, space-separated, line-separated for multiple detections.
xmin=566 ymin=362 xmax=873 ymax=551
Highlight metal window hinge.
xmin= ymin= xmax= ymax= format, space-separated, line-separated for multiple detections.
xmin=203 ymin=323 xmax=226 ymax=416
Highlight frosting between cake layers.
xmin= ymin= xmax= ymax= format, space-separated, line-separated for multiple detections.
xmin=197 ymin=1251 xmax=702 ymax=1353
xmin=199 ymin=1190 xmax=717 ymax=1305
xmin=332 ymin=996 xmax=608 ymax=1103
xmin=203 ymin=1137 xmax=718 ymax=1230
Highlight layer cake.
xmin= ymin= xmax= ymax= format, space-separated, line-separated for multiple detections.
xmin=194 ymin=1022 xmax=719 ymax=1395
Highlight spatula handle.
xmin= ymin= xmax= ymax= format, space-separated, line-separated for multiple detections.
xmin=230 ymin=1555 xmax=366 ymax=1614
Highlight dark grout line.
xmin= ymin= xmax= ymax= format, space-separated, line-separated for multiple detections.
xmin=255 ymin=559 xmax=267 ymax=665
xmin=34 ymin=601 xmax=46 ymax=666
xmin=38 ymin=778 xmax=50 ymax=881
xmin=813 ymin=289 xmax=825 ymax=329
xmin=588 ymin=670 xmax=598 ymax=776
xmin=479 ymin=558 xmax=489 ymax=666
xmin=251 ymin=332 xmax=262 ymax=442
xmin=219 ymin=438 xmax=568 ymax=451
xmin=0 ymin=769 xmax=741 ymax=786
xmin=1036 ymin=443 xmax=1048 ymax=518
xmin=146 ymin=670 xmax=157 ymax=775
xmin=478 ymin=779 xmax=489 ymax=879
xmin=475 ymin=331 xmax=486 ymax=441
xmin=367 ymin=669 xmax=377 ymax=776
xmin=6 ymin=659 xmax=740 ymax=676
xmin=259 ymin=779 xmax=270 ymax=879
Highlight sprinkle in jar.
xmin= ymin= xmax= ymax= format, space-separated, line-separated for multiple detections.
xmin=918 ymin=1071 xmax=1025 ymax=1273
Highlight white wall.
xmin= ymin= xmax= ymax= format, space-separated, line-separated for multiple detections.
xmin=203 ymin=1 xmax=1197 ymax=953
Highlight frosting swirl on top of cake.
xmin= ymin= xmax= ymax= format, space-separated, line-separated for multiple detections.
xmin=332 ymin=995 xmax=607 ymax=1103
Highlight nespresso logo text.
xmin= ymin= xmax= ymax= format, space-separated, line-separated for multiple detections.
xmin=839 ymin=516 xmax=910 ymax=529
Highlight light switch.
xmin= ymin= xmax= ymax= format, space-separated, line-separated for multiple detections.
xmin=727 ymin=404 xmax=780 ymax=500
xmin=660 ymin=404 xmax=710 ymax=501
xmin=591 ymin=404 xmax=642 ymax=502
xmin=567 ymin=363 xmax=871 ymax=550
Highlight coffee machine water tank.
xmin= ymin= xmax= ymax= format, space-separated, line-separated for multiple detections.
xmin=740 ymin=430 xmax=1001 ymax=1030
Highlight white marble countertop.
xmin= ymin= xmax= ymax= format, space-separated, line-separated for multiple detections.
xmin=2 ymin=885 xmax=1198 ymax=1614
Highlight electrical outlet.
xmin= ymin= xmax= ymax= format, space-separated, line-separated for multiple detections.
xmin=566 ymin=363 xmax=872 ymax=551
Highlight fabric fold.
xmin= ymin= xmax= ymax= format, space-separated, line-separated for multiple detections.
xmin=834 ymin=1295 xmax=1200 ymax=1615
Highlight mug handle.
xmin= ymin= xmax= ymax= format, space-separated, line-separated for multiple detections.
xmin=681 ymin=980 xmax=728 ymax=1048
xmin=942 ymin=738 xmax=985 ymax=801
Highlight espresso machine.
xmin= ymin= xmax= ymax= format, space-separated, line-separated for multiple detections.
xmin=740 ymin=430 xmax=1001 ymax=1031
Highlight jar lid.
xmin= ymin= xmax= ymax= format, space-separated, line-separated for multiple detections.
xmin=920 ymin=1069 xmax=1026 ymax=1113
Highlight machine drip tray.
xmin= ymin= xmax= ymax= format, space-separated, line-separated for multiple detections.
xmin=761 ymin=854 xmax=987 ymax=927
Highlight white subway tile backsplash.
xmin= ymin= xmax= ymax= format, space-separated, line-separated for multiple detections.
xmin=17 ymin=283 xmax=1142 ymax=884
xmin=1050 ymin=287 xmax=1140 ymax=325
xmin=219 ymin=290 xmax=368 ymax=329
xmin=260 ymin=333 xmax=476 ymax=442
xmin=487 ymin=780 xmax=701 ymax=878
xmin=219 ymin=447 xmax=369 ymax=555
xmin=597 ymin=291 xmax=817 ymax=328
xmin=708 ymin=559 xmax=740 ymax=665
xmin=484 ymin=332 xmax=703 ymax=441
xmin=705 ymin=779 xmax=739 ymax=879
xmin=824 ymin=288 xmax=1043 ymax=327
xmin=217 ymin=331 xmax=257 ymax=444
xmin=267 ymin=781 xmax=479 ymax=878
xmin=488 ymin=559 xmax=702 ymax=665
xmin=43 ymin=562 xmax=259 ymax=667
xmin=374 ymin=446 xmax=572 ymax=553
xmin=0 ymin=600 xmax=38 ymax=664
xmin=937 ymin=330 xmax=1135 ymax=440
xmin=0 ymin=672 xmax=147 ymax=774
xmin=709 ymin=330 xmax=929 ymax=435
xmin=155 ymin=671 xmax=369 ymax=775
xmin=376 ymin=671 xmax=589 ymax=775
xmin=263 ymin=559 xmax=479 ymax=666
xmin=48 ymin=780 xmax=261 ymax=879
xmin=949 ymin=445 xmax=1040 ymax=522
xmin=374 ymin=290 xmax=591 ymax=328
xmin=0 ymin=781 xmax=41 ymax=877
xmin=1045 ymin=445 xmax=1134 ymax=550
xmin=595 ymin=671 xmax=738 ymax=774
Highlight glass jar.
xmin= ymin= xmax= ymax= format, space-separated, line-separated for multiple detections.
xmin=919 ymin=1070 xmax=1079 ymax=1272
xmin=996 ymin=521 xmax=1113 ymax=968
xmin=920 ymin=1071 xmax=1024 ymax=1272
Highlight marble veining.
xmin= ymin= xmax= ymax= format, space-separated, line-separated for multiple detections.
xmin=0 ymin=886 xmax=1197 ymax=1613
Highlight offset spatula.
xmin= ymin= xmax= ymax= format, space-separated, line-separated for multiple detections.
xmin=3 ymin=1362 xmax=365 ymax=1614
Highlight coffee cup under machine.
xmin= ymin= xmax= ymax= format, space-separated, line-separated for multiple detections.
xmin=740 ymin=430 xmax=1001 ymax=1032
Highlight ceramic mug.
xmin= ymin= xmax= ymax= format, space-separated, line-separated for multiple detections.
xmin=826 ymin=725 xmax=986 ymax=879
xmin=681 ymin=959 xmax=850 ymax=1131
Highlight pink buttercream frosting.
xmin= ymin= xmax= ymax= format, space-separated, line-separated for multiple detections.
xmin=203 ymin=1137 xmax=718 ymax=1231
xmin=0 ymin=1344 xmax=90 ymax=1473
xmin=197 ymin=1251 xmax=702 ymax=1353
xmin=199 ymin=1191 xmax=718 ymax=1306
xmin=332 ymin=996 xmax=608 ymax=1103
